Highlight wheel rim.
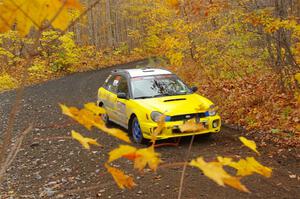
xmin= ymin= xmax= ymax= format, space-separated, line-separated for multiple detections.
xmin=132 ymin=119 xmax=142 ymax=142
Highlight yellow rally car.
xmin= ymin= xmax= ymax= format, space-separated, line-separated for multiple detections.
xmin=97 ymin=68 xmax=221 ymax=143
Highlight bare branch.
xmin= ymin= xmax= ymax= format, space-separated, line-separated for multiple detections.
xmin=177 ymin=135 xmax=195 ymax=199
xmin=0 ymin=124 xmax=33 ymax=184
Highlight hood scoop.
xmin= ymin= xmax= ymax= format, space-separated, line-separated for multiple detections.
xmin=164 ymin=98 xmax=186 ymax=102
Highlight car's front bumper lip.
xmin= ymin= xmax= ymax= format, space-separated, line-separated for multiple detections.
xmin=141 ymin=115 xmax=221 ymax=140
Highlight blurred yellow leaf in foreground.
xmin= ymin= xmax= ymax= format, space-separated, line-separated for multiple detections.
xmin=108 ymin=145 xmax=137 ymax=163
xmin=84 ymin=103 xmax=106 ymax=115
xmin=60 ymin=103 xmax=130 ymax=143
xmin=105 ymin=164 xmax=136 ymax=189
xmin=179 ymin=120 xmax=206 ymax=132
xmin=190 ymin=157 xmax=249 ymax=192
xmin=218 ymin=157 xmax=272 ymax=177
xmin=71 ymin=130 xmax=100 ymax=150
xmin=239 ymin=136 xmax=260 ymax=155
xmin=0 ymin=0 xmax=82 ymax=35
xmin=134 ymin=146 xmax=162 ymax=171
xmin=108 ymin=145 xmax=162 ymax=171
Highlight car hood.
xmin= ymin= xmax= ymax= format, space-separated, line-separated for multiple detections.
xmin=134 ymin=93 xmax=213 ymax=115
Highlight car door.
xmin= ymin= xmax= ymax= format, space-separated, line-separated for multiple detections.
xmin=103 ymin=75 xmax=119 ymax=121
xmin=115 ymin=76 xmax=129 ymax=127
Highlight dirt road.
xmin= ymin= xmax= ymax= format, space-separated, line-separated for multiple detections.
xmin=0 ymin=60 xmax=299 ymax=199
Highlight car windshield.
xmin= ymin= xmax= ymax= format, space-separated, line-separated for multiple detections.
xmin=131 ymin=75 xmax=191 ymax=99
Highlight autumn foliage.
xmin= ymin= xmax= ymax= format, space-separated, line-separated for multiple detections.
xmin=0 ymin=0 xmax=282 ymax=195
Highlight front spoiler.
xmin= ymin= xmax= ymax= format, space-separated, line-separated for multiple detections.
xmin=141 ymin=115 xmax=221 ymax=140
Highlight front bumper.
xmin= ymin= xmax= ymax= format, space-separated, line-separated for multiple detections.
xmin=141 ymin=115 xmax=221 ymax=140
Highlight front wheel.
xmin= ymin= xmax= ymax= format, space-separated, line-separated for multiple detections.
xmin=130 ymin=117 xmax=146 ymax=144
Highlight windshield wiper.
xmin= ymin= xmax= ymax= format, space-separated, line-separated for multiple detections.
xmin=135 ymin=93 xmax=184 ymax=99
xmin=134 ymin=94 xmax=168 ymax=99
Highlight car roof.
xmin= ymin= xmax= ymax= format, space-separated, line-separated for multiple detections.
xmin=115 ymin=68 xmax=172 ymax=78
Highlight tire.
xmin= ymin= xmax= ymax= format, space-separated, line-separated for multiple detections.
xmin=130 ymin=117 xmax=146 ymax=144
xmin=99 ymin=103 xmax=110 ymax=125
xmin=101 ymin=112 xmax=110 ymax=125
xmin=197 ymin=133 xmax=212 ymax=139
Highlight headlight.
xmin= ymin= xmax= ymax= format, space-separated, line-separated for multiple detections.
xmin=205 ymin=105 xmax=217 ymax=116
xmin=151 ymin=111 xmax=163 ymax=122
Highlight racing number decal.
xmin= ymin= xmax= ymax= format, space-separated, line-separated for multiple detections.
xmin=117 ymin=101 xmax=126 ymax=113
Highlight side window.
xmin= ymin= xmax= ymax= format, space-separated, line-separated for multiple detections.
xmin=106 ymin=75 xmax=122 ymax=93
xmin=103 ymin=75 xmax=112 ymax=89
xmin=106 ymin=75 xmax=116 ymax=93
xmin=117 ymin=77 xmax=129 ymax=94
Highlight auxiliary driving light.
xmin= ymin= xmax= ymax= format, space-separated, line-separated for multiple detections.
xmin=212 ymin=120 xmax=219 ymax=128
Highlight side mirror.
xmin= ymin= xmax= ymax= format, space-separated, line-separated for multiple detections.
xmin=191 ymin=86 xmax=198 ymax=93
xmin=117 ymin=92 xmax=127 ymax=99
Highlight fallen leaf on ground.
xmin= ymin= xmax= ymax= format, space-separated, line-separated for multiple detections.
xmin=295 ymin=73 xmax=300 ymax=84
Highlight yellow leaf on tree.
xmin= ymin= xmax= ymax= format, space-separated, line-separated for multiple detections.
xmin=239 ymin=136 xmax=260 ymax=155
xmin=190 ymin=157 xmax=249 ymax=193
xmin=0 ymin=0 xmax=82 ymax=35
xmin=71 ymin=130 xmax=100 ymax=150
xmin=179 ymin=120 xmax=206 ymax=132
xmin=166 ymin=0 xmax=179 ymax=6
xmin=105 ymin=164 xmax=136 ymax=189
xmin=134 ymin=146 xmax=162 ymax=171
xmin=108 ymin=145 xmax=137 ymax=163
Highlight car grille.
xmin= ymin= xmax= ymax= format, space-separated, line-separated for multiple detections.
xmin=170 ymin=113 xmax=206 ymax=122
